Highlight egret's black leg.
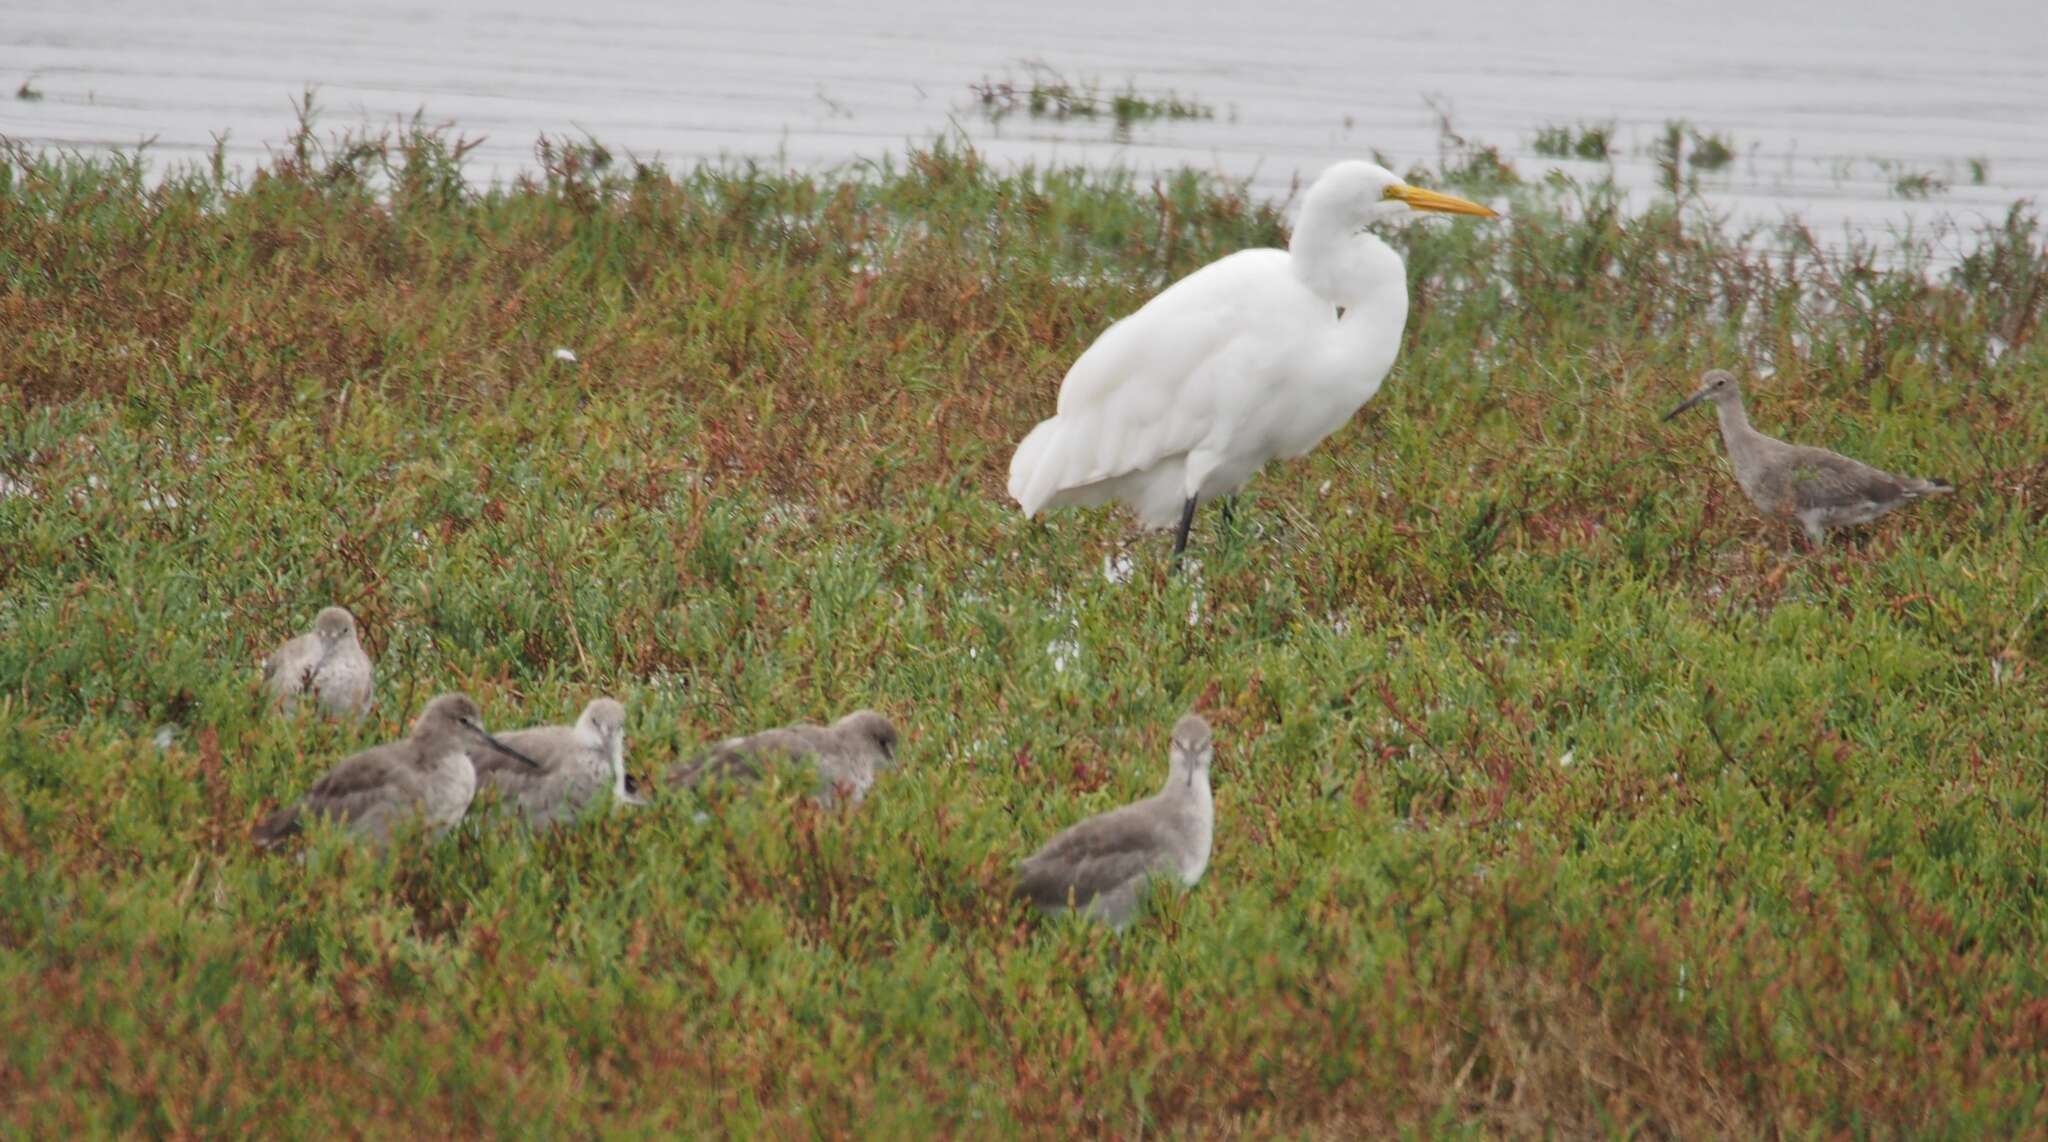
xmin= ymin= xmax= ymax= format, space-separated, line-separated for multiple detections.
xmin=1169 ymin=496 xmax=1198 ymax=566
xmin=1219 ymin=495 xmax=1238 ymax=527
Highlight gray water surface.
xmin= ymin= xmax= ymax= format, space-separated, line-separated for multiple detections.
xmin=3 ymin=0 xmax=2043 ymax=258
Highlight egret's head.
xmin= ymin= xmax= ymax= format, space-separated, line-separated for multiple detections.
xmin=313 ymin=606 xmax=356 ymax=646
xmin=1309 ymin=161 xmax=1498 ymax=227
xmin=1664 ymin=369 xmax=1742 ymax=421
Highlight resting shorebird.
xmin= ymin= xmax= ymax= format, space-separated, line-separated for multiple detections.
xmin=252 ymin=693 xmax=539 ymax=850
xmin=471 ymin=697 xmax=644 ymax=828
xmin=1015 ymin=713 xmax=1214 ymax=929
xmin=261 ymin=605 xmax=374 ymax=718
xmin=665 ymin=709 xmax=899 ymax=809
xmin=1665 ymin=369 xmax=1954 ymax=546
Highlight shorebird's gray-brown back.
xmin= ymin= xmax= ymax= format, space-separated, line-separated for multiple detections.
xmin=664 ymin=708 xmax=900 ymax=808
xmin=472 ymin=697 xmax=641 ymax=827
xmin=253 ymin=692 xmax=541 ymax=850
xmin=261 ymin=605 xmax=374 ymax=717
xmin=1664 ymin=369 xmax=1954 ymax=544
xmin=1015 ymin=713 xmax=1215 ymax=929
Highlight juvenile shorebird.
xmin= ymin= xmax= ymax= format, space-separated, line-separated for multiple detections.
xmin=1665 ymin=369 xmax=1955 ymax=546
xmin=252 ymin=693 xmax=540 ymax=850
xmin=261 ymin=605 xmax=374 ymax=717
xmin=664 ymin=709 xmax=899 ymax=808
xmin=470 ymin=697 xmax=644 ymax=828
xmin=1015 ymin=713 xmax=1215 ymax=929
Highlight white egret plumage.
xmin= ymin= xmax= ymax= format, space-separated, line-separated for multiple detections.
xmin=1007 ymin=161 xmax=1496 ymax=557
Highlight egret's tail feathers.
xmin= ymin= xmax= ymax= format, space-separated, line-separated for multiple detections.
xmin=1008 ymin=418 xmax=1067 ymax=517
xmin=1008 ymin=415 xmax=1193 ymax=529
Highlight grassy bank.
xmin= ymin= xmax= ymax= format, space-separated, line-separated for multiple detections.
xmin=2 ymin=119 xmax=2046 ymax=1134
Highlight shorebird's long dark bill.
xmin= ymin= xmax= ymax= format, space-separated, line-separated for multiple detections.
xmin=467 ymin=725 xmax=545 ymax=769
xmin=1663 ymin=389 xmax=1711 ymax=422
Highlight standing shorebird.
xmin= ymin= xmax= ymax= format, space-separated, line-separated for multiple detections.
xmin=261 ymin=605 xmax=374 ymax=717
xmin=252 ymin=693 xmax=540 ymax=850
xmin=1664 ymin=369 xmax=1955 ymax=546
xmin=1008 ymin=160 xmax=1496 ymax=561
xmin=1015 ymin=713 xmax=1215 ymax=929
xmin=664 ymin=709 xmax=900 ymax=809
xmin=470 ymin=697 xmax=644 ymax=828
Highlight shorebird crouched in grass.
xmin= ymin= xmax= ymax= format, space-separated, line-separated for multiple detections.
xmin=470 ymin=697 xmax=644 ymax=828
xmin=664 ymin=710 xmax=900 ymax=809
xmin=1015 ymin=713 xmax=1214 ymax=929
xmin=253 ymin=693 xmax=541 ymax=851
xmin=1665 ymin=369 xmax=1955 ymax=546
xmin=261 ymin=605 xmax=374 ymax=717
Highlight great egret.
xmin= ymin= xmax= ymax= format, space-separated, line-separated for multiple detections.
xmin=1007 ymin=160 xmax=1496 ymax=558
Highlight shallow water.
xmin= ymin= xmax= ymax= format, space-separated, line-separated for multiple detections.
xmin=2 ymin=0 xmax=2043 ymax=259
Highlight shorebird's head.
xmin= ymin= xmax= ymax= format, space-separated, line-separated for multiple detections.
xmin=579 ymin=697 xmax=641 ymax=805
xmin=1169 ymin=713 xmax=1214 ymax=788
xmin=417 ymin=693 xmax=481 ymax=736
xmin=838 ymin=709 xmax=900 ymax=768
xmin=579 ymin=697 xmax=627 ymax=754
xmin=420 ymin=692 xmax=543 ymax=769
xmin=313 ymin=606 xmax=357 ymax=645
xmin=1664 ymin=369 xmax=1741 ymax=421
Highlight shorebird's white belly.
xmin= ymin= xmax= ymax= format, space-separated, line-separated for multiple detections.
xmin=419 ymin=749 xmax=478 ymax=834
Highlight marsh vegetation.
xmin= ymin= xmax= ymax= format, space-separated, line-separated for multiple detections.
xmin=1 ymin=113 xmax=2045 ymax=1133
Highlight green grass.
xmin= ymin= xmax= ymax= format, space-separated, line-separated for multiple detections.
xmin=1651 ymin=121 xmax=1740 ymax=191
xmin=1687 ymin=129 xmax=1736 ymax=171
xmin=1892 ymin=168 xmax=1948 ymax=200
xmin=971 ymin=72 xmax=1215 ymax=131
xmin=1531 ymin=122 xmax=1613 ymax=161
xmin=2 ymin=116 xmax=2047 ymax=1134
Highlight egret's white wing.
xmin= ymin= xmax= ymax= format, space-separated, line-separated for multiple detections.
xmin=1011 ymin=249 xmax=1322 ymax=515
xmin=1052 ymin=249 xmax=1294 ymax=417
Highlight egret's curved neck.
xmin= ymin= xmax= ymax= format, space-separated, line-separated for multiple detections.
xmin=1287 ymin=216 xmax=1407 ymax=393
xmin=1290 ymin=204 xmax=1405 ymax=304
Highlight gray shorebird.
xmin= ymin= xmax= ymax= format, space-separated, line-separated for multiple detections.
xmin=1664 ymin=369 xmax=1955 ymax=546
xmin=470 ymin=697 xmax=644 ymax=828
xmin=664 ymin=709 xmax=899 ymax=809
xmin=252 ymin=693 xmax=540 ymax=850
xmin=262 ymin=605 xmax=374 ymax=717
xmin=1015 ymin=713 xmax=1215 ymax=929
